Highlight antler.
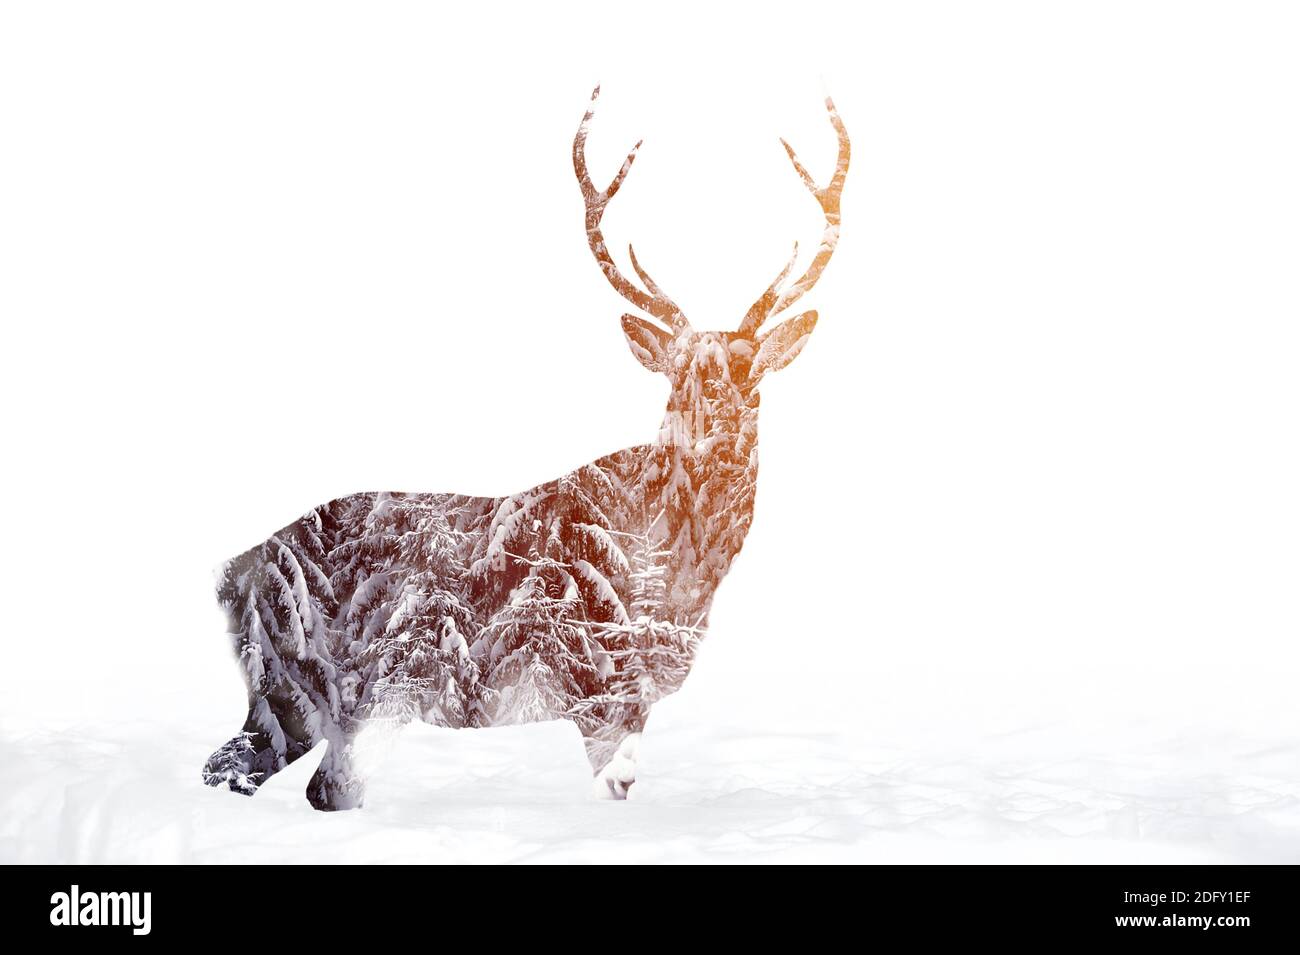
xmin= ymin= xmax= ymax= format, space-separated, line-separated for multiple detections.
xmin=574 ymin=86 xmax=689 ymax=332
xmin=738 ymin=97 xmax=851 ymax=337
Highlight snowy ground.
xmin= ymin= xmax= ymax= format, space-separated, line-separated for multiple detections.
xmin=4 ymin=703 xmax=1298 ymax=864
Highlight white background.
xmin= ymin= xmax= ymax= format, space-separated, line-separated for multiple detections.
xmin=1 ymin=1 xmax=1297 ymax=863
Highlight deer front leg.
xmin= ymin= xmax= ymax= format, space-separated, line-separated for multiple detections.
xmin=578 ymin=704 xmax=650 ymax=800
xmin=305 ymin=737 xmax=366 ymax=811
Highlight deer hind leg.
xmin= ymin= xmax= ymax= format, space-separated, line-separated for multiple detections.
xmin=577 ymin=705 xmax=650 ymax=800
xmin=202 ymin=703 xmax=311 ymax=797
xmin=305 ymin=737 xmax=366 ymax=811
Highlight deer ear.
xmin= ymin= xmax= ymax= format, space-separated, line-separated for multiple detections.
xmin=621 ymin=314 xmax=672 ymax=373
xmin=751 ymin=310 xmax=818 ymax=379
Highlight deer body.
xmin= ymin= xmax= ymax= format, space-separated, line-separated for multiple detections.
xmin=203 ymin=89 xmax=848 ymax=809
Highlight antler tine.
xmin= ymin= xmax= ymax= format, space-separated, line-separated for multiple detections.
xmin=780 ymin=140 xmax=818 ymax=195
xmin=574 ymin=86 xmax=688 ymax=332
xmin=739 ymin=97 xmax=851 ymax=336
xmin=739 ymin=242 xmax=799 ymax=337
xmin=628 ymin=243 xmax=673 ymax=301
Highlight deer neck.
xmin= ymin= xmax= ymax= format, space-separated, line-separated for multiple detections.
xmin=644 ymin=389 xmax=760 ymax=623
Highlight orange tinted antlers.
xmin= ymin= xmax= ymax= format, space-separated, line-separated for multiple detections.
xmin=574 ymin=89 xmax=850 ymax=339
xmin=739 ymin=98 xmax=851 ymax=337
xmin=573 ymin=87 xmax=689 ymax=333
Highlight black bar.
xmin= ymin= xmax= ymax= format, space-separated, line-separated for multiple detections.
xmin=7 ymin=865 xmax=1296 ymax=941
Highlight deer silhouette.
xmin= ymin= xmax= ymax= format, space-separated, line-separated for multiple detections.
xmin=203 ymin=88 xmax=850 ymax=809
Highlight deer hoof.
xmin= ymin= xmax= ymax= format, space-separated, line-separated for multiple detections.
xmin=593 ymin=773 xmax=635 ymax=800
xmin=591 ymin=732 xmax=639 ymax=800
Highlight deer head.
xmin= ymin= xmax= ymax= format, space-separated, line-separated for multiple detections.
xmin=573 ymin=87 xmax=850 ymax=446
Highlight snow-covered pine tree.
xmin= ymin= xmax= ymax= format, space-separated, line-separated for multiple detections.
xmin=462 ymin=459 xmax=632 ymax=722
xmin=200 ymin=731 xmax=261 ymax=795
xmin=474 ymin=552 xmax=602 ymax=725
xmin=363 ymin=496 xmax=483 ymax=727
xmin=583 ymin=522 xmax=701 ymax=716
xmin=327 ymin=492 xmax=404 ymax=712
xmin=210 ymin=506 xmax=345 ymax=788
xmin=692 ymin=382 xmax=759 ymax=605
xmin=624 ymin=518 xmax=671 ymax=622
xmin=467 ymin=463 xmax=630 ymax=623
xmin=642 ymin=338 xmax=761 ymax=626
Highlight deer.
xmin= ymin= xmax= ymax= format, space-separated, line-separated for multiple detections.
xmin=203 ymin=87 xmax=850 ymax=810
